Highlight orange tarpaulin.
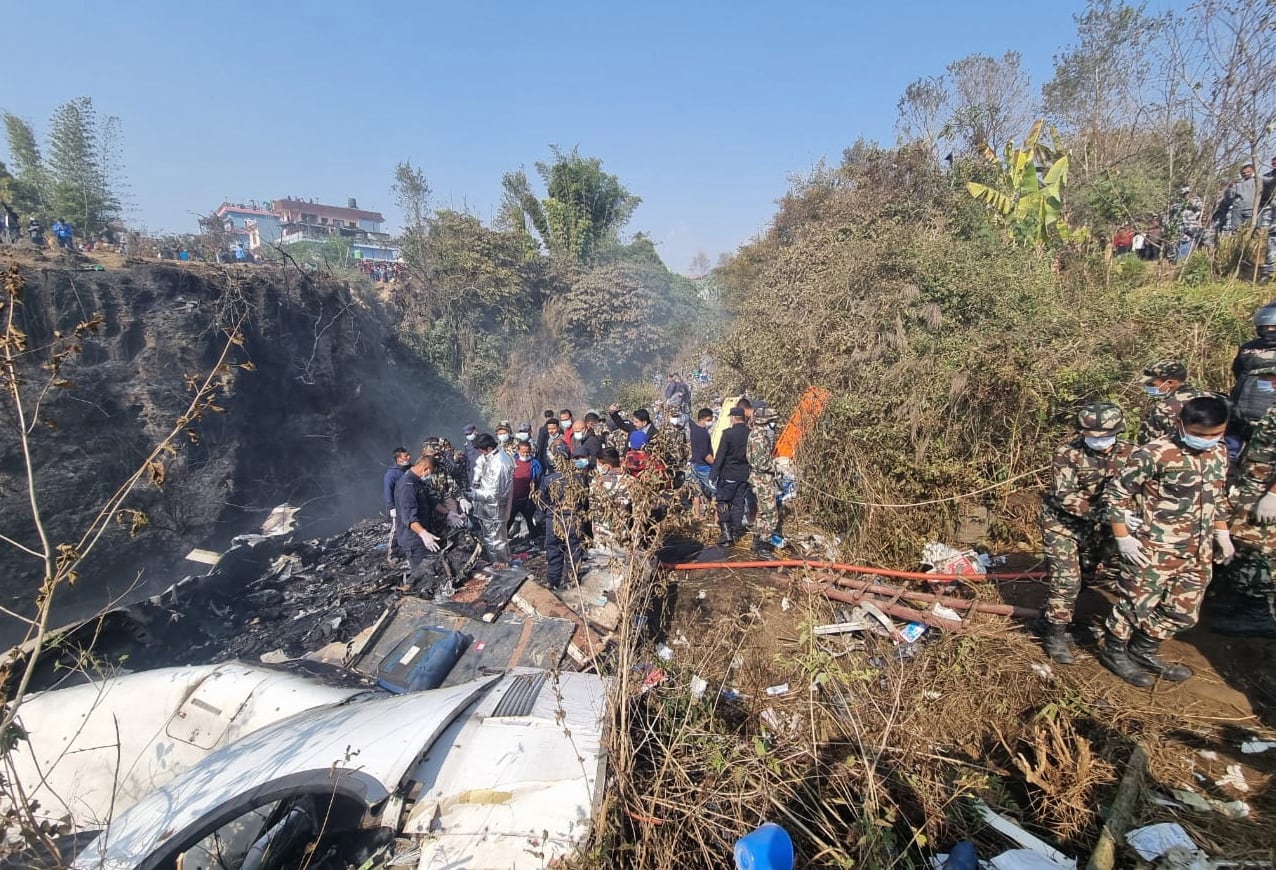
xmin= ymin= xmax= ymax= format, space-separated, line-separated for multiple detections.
xmin=775 ymin=386 xmax=830 ymax=459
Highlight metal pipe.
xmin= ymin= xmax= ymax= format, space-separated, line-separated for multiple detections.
xmin=664 ymin=559 xmax=1044 ymax=582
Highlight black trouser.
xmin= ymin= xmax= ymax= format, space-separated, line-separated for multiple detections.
xmin=397 ymin=530 xmax=428 ymax=570
xmin=714 ymin=479 xmax=752 ymax=529
xmin=508 ymin=496 xmax=537 ymax=537
xmin=545 ymin=510 xmax=584 ymax=588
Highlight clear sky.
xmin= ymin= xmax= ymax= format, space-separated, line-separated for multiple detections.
xmin=1 ymin=0 xmax=1161 ymax=272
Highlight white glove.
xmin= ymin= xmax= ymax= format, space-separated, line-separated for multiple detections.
xmin=1116 ymin=535 xmax=1150 ymax=568
xmin=447 ymin=511 xmax=466 ymax=529
xmin=1255 ymin=492 xmax=1276 ymax=524
xmin=459 ymin=497 xmax=473 ymax=514
xmin=388 ymin=508 xmax=397 ymax=520
xmin=1124 ymin=511 xmax=1143 ymax=532
xmin=1213 ymin=529 xmax=1235 ymax=565
xmin=419 ymin=529 xmax=440 ymax=552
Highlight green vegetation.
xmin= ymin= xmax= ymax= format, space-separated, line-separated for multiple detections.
xmin=716 ymin=141 xmax=1267 ymax=562
xmin=390 ymin=148 xmax=705 ymax=417
xmin=2 ymin=97 xmax=124 ymax=235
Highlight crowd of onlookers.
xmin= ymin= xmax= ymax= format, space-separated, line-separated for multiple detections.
xmin=357 ymin=260 xmax=405 ymax=282
xmin=1112 ymin=158 xmax=1276 ymax=280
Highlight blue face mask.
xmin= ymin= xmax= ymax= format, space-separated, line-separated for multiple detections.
xmin=1144 ymin=384 xmax=1166 ymax=397
xmin=1084 ymin=435 xmax=1117 ymax=451
xmin=1180 ymin=431 xmax=1221 ymax=451
xmin=573 ymin=458 xmax=590 ymax=469
xmin=1258 ymin=380 xmax=1276 ymax=395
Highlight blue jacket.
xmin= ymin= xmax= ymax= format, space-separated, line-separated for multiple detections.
xmin=383 ymin=465 xmax=407 ymax=509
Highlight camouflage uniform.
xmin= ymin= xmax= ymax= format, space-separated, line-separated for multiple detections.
xmin=1042 ymin=435 xmax=1134 ymax=625
xmin=590 ymin=468 xmax=633 ymax=546
xmin=420 ymin=469 xmax=460 ymax=536
xmin=646 ymin=423 xmax=690 ymax=490
xmin=1216 ymin=395 xmax=1276 ymax=630
xmin=1138 ymin=383 xmax=1200 ymax=444
xmin=748 ymin=414 xmax=780 ymax=540
xmin=1104 ymin=435 xmax=1231 ymax=640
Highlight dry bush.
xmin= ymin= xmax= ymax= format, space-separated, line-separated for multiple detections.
xmin=1009 ymin=715 xmax=1115 ymax=841
xmin=715 ymin=146 xmax=1269 ymax=565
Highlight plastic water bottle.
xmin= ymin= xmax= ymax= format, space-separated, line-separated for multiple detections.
xmin=734 ymin=822 xmax=794 ymax=870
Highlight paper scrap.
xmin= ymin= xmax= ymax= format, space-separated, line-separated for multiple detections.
xmin=1125 ymin=823 xmax=1197 ymax=861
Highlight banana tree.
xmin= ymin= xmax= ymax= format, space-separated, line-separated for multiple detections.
xmin=966 ymin=119 xmax=1087 ymax=247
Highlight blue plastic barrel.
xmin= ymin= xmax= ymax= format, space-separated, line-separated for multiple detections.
xmin=943 ymin=841 xmax=979 ymax=870
xmin=377 ymin=626 xmax=468 ymax=693
xmin=734 ymin=822 xmax=794 ymax=870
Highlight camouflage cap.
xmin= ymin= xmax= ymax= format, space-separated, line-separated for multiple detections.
xmin=755 ymin=405 xmax=780 ymax=423
xmin=1141 ymin=360 xmax=1187 ymax=383
xmin=1076 ymin=401 xmax=1124 ymax=435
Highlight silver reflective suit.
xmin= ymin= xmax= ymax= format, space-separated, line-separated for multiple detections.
xmin=471 ymin=448 xmax=513 ymax=562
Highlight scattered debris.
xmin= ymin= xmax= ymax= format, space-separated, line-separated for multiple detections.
xmin=1239 ymin=738 xmax=1276 ymax=754
xmin=921 ymin=542 xmax=988 ymax=578
xmin=1125 ymin=823 xmax=1199 ymax=862
xmin=973 ymin=800 xmax=1076 ymax=870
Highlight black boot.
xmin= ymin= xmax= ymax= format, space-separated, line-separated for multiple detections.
xmin=1042 ymin=623 xmax=1076 ymax=665
xmin=1097 ymin=633 xmax=1154 ymax=687
xmin=751 ymin=536 xmax=775 ymax=559
xmin=1127 ymin=630 xmax=1192 ymax=682
xmin=716 ymin=523 xmax=733 ymax=546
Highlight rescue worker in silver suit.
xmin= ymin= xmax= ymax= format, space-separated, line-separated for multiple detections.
xmin=469 ymin=432 xmax=514 ymax=566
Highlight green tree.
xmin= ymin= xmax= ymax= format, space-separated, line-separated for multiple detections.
xmin=2 ymin=113 xmax=49 ymax=217
xmin=392 ymin=161 xmax=431 ymax=273
xmin=46 ymin=97 xmax=120 ymax=234
xmin=501 ymin=147 xmax=640 ymax=264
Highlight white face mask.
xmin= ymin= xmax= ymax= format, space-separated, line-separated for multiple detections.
xmin=560 ymin=419 xmax=572 ymax=428
xmin=1084 ymin=435 xmax=1117 ymax=451
xmin=574 ymin=431 xmax=585 ymax=441
xmin=670 ymin=416 xmax=684 ymax=426
xmin=515 ymin=432 xmax=530 ymax=441
xmin=517 ymin=454 xmax=530 ymax=462
xmin=465 ymin=433 xmax=475 ymax=442
xmin=497 ymin=433 xmax=510 ymax=443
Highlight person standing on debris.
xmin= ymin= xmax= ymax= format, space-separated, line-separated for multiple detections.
xmin=420 ymin=454 xmax=467 ymax=538
xmin=710 ymin=406 xmax=752 ymax=546
xmin=536 ymin=449 xmax=588 ymax=589
xmin=590 ymin=447 xmax=633 ymax=547
xmin=689 ymin=407 xmax=716 ymax=518
xmin=747 ymin=406 xmax=785 ymax=557
xmin=1101 ymin=395 xmax=1235 ymax=687
xmin=394 ymin=454 xmax=442 ymax=571
xmin=508 ymin=439 xmax=544 ymax=540
xmin=470 ymin=432 xmax=514 ymax=567
xmin=462 ymin=424 xmax=481 ymax=484
xmin=1138 ymin=361 xmax=1199 ymax=445
xmin=539 ymin=418 xmax=565 ymax=467
xmin=383 ymin=447 xmax=412 ymax=561
xmin=1037 ymin=403 xmax=1133 ymax=664
xmin=1230 ymin=303 xmax=1276 ymax=440
xmin=1212 ymin=366 xmax=1276 ymax=637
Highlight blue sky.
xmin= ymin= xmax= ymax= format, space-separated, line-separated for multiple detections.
xmin=2 ymin=0 xmax=1164 ymax=272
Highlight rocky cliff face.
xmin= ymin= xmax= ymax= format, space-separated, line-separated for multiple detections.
xmin=0 ymin=261 xmax=474 ymax=647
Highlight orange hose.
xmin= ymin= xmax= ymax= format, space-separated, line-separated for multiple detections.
xmin=663 ymin=559 xmax=1045 ymax=582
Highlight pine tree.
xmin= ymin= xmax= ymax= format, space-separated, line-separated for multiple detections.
xmin=1 ymin=113 xmax=49 ymax=218
xmin=46 ymin=97 xmax=119 ymax=234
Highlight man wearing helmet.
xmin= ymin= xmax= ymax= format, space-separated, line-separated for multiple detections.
xmin=1230 ymin=302 xmax=1276 ymax=438
xmin=1211 ymin=366 xmax=1276 ymax=636
xmin=1137 ymin=361 xmax=1199 ymax=444
xmin=1038 ymin=402 xmax=1134 ymax=664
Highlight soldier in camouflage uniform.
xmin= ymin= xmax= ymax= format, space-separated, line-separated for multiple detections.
xmin=1212 ymin=366 xmax=1276 ymax=636
xmin=418 ymin=454 xmax=466 ymax=538
xmin=1101 ymin=395 xmax=1235 ymax=686
xmin=1137 ymin=360 xmax=1199 ymax=444
xmin=590 ymin=447 xmax=633 ymax=547
xmin=1038 ymin=402 xmax=1134 ymax=664
xmin=1230 ymin=303 xmax=1276 ymax=442
xmin=748 ymin=406 xmax=782 ymax=557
